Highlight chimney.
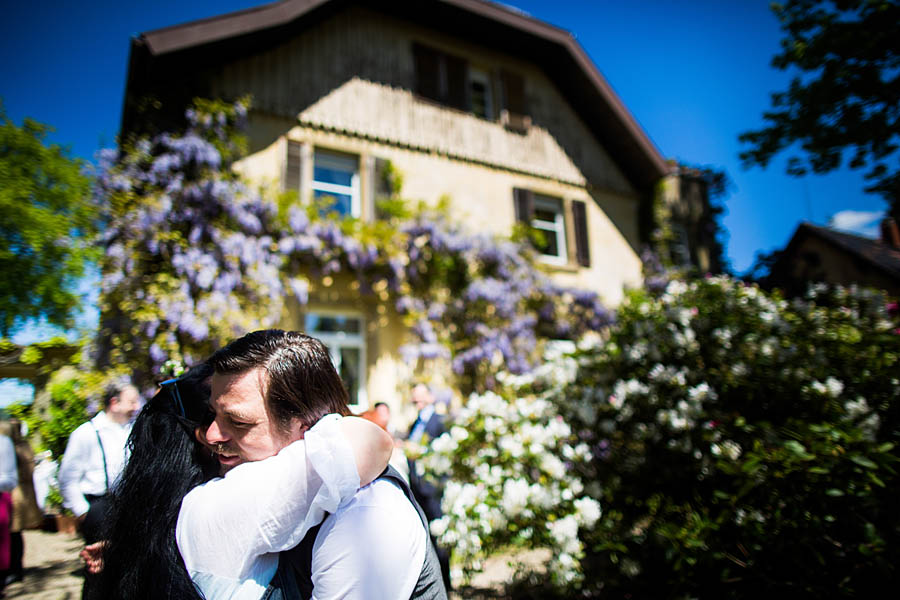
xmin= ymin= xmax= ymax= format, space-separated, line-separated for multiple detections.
xmin=881 ymin=218 xmax=900 ymax=249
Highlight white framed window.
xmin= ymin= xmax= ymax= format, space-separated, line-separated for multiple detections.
xmin=532 ymin=194 xmax=567 ymax=264
xmin=305 ymin=311 xmax=366 ymax=410
xmin=312 ymin=150 xmax=360 ymax=218
xmin=469 ymin=67 xmax=493 ymax=119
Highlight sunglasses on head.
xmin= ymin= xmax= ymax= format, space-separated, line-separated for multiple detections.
xmin=159 ymin=378 xmax=186 ymax=417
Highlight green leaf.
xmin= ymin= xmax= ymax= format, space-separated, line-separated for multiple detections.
xmin=825 ymin=489 xmax=845 ymax=497
xmin=849 ymin=455 xmax=878 ymax=470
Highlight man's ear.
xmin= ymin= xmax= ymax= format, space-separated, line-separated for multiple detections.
xmin=291 ymin=420 xmax=310 ymax=441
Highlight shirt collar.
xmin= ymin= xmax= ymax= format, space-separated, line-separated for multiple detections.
xmin=93 ymin=410 xmax=130 ymax=431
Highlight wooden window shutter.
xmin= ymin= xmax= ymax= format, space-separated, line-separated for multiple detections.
xmin=413 ymin=43 xmax=442 ymax=102
xmin=445 ymin=54 xmax=468 ymax=111
xmin=571 ymin=200 xmax=591 ymax=267
xmin=285 ymin=140 xmax=302 ymax=192
xmin=501 ymin=70 xmax=526 ymax=115
xmin=513 ymin=188 xmax=534 ymax=223
xmin=500 ymin=69 xmax=530 ymax=132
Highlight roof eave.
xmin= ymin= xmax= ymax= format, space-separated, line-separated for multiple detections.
xmin=129 ymin=0 xmax=670 ymax=190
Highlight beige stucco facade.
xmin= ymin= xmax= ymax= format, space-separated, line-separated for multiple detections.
xmin=198 ymin=5 xmax=650 ymax=419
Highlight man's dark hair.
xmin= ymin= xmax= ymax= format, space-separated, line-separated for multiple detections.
xmin=374 ymin=402 xmax=389 ymax=410
xmin=102 ymin=381 xmax=134 ymax=409
xmin=209 ymin=329 xmax=350 ymax=430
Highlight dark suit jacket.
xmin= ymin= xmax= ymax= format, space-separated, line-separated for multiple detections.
xmin=407 ymin=411 xmax=445 ymax=523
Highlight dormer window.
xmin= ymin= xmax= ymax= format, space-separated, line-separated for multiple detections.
xmin=413 ymin=42 xmax=526 ymax=130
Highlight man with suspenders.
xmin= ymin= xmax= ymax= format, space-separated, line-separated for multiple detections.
xmin=58 ymin=382 xmax=139 ymax=597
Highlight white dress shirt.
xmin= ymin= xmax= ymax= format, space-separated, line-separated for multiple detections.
xmin=176 ymin=414 xmax=360 ymax=600
xmin=0 ymin=435 xmax=18 ymax=492
xmin=309 ymin=477 xmax=426 ymax=600
xmin=57 ymin=411 xmax=132 ymax=516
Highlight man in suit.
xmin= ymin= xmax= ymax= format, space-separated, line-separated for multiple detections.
xmin=406 ymin=383 xmax=451 ymax=590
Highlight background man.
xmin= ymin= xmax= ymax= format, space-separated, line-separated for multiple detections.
xmin=190 ymin=329 xmax=446 ymax=599
xmin=58 ymin=381 xmax=139 ymax=598
xmin=406 ymin=383 xmax=451 ymax=590
xmin=58 ymin=382 xmax=139 ymax=537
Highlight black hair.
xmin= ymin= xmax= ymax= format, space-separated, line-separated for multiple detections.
xmin=94 ymin=362 xmax=216 ymax=600
xmin=208 ymin=329 xmax=350 ymax=431
xmin=373 ymin=402 xmax=389 ymax=410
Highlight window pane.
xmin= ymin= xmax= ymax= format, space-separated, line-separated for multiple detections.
xmin=532 ymin=194 xmax=565 ymax=259
xmin=471 ymin=81 xmax=488 ymax=118
xmin=533 ymin=208 xmax=558 ymax=223
xmin=339 ymin=347 xmax=361 ymax=405
xmin=313 ymin=165 xmax=354 ymax=187
xmin=305 ymin=314 xmax=362 ymax=334
xmin=314 ymin=190 xmax=353 ymax=216
xmin=534 ymin=224 xmax=559 ymax=256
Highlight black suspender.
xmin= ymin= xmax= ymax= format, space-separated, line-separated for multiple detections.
xmin=89 ymin=421 xmax=110 ymax=492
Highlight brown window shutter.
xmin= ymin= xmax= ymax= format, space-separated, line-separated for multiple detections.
xmin=445 ymin=54 xmax=468 ymax=111
xmin=285 ymin=140 xmax=302 ymax=192
xmin=513 ymin=188 xmax=534 ymax=223
xmin=500 ymin=70 xmax=526 ymax=117
xmin=572 ymin=200 xmax=590 ymax=267
xmin=413 ymin=43 xmax=442 ymax=102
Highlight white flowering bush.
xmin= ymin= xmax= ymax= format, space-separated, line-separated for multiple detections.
xmin=420 ymin=386 xmax=600 ymax=587
xmin=549 ymin=277 xmax=900 ymax=599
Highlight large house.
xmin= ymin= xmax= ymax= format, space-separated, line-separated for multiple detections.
xmin=122 ymin=0 xmax=671 ymax=411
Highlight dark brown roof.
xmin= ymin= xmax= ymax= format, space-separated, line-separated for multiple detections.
xmin=796 ymin=222 xmax=900 ymax=280
xmin=124 ymin=0 xmax=669 ymax=191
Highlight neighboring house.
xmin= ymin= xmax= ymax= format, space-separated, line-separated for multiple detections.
xmin=121 ymin=0 xmax=671 ymax=410
xmin=766 ymin=220 xmax=900 ymax=298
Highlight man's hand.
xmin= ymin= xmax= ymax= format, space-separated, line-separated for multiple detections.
xmin=80 ymin=541 xmax=106 ymax=574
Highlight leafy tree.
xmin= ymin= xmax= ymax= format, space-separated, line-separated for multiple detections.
xmin=0 ymin=102 xmax=96 ymax=336
xmin=739 ymin=0 xmax=900 ymax=220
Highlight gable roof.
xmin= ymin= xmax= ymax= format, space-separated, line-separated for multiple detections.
xmin=124 ymin=0 xmax=669 ymax=191
xmin=787 ymin=222 xmax=900 ymax=281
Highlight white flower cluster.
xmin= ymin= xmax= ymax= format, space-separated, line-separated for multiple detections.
xmin=420 ymin=383 xmax=599 ymax=586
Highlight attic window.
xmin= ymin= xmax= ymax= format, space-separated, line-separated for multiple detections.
xmin=413 ymin=43 xmax=527 ymax=128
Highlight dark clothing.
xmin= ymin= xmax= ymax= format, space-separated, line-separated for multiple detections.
xmin=261 ymin=557 xmax=303 ymax=600
xmin=80 ymin=494 xmax=109 ymax=600
xmin=409 ymin=411 xmax=445 ymax=445
xmin=407 ymin=411 xmax=445 ymax=523
xmin=283 ymin=466 xmax=447 ymax=600
xmin=80 ymin=494 xmax=109 ymax=544
xmin=407 ymin=411 xmax=451 ymax=590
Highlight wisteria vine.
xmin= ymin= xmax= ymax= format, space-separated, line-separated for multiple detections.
xmin=96 ymin=98 xmax=613 ymax=392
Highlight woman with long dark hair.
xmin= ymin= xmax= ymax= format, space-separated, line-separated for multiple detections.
xmin=91 ymin=361 xmax=391 ymax=599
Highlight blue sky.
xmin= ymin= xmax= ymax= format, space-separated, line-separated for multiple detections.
xmin=0 ymin=0 xmax=888 ymax=402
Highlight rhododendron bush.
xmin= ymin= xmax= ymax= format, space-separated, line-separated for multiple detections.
xmin=421 ymin=368 xmax=600 ymax=586
xmin=426 ymin=277 xmax=899 ymax=598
